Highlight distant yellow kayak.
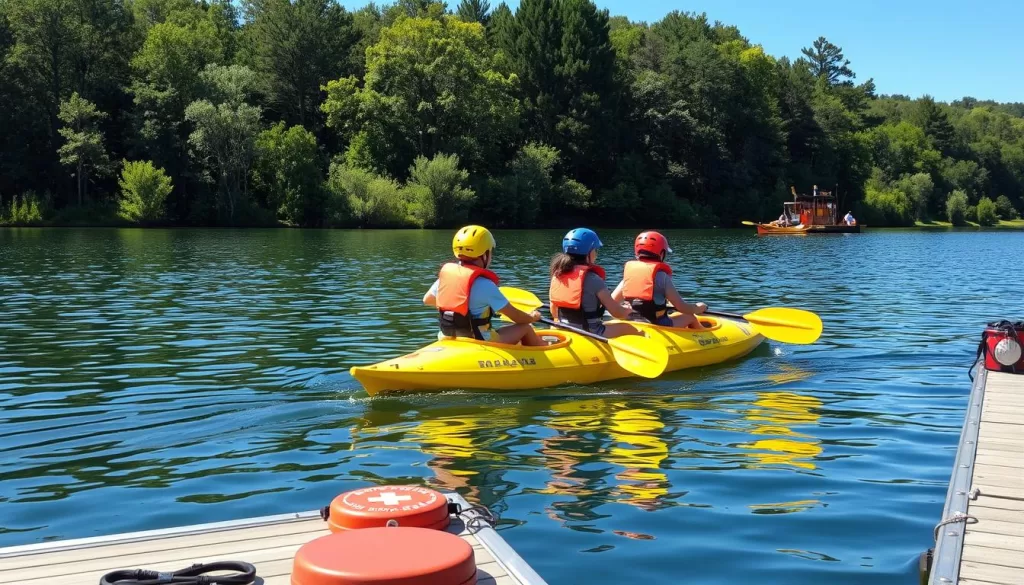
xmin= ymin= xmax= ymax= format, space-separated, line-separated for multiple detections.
xmin=350 ymin=316 xmax=764 ymax=396
xmin=756 ymin=223 xmax=810 ymax=235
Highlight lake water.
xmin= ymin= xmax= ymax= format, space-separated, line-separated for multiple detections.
xmin=1 ymin=227 xmax=1021 ymax=584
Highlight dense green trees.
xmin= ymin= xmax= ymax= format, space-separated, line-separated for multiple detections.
xmin=0 ymin=0 xmax=1021 ymax=227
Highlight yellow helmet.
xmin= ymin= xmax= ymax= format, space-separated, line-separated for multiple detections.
xmin=452 ymin=225 xmax=496 ymax=258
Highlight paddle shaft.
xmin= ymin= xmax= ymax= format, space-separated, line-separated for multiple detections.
xmin=702 ymin=309 xmax=747 ymax=321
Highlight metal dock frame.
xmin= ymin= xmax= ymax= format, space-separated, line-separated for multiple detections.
xmin=926 ymin=362 xmax=986 ymax=585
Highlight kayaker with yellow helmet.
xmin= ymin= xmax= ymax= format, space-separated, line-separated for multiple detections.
xmin=611 ymin=230 xmax=707 ymax=330
xmin=549 ymin=228 xmax=638 ymax=338
xmin=423 ymin=225 xmax=545 ymax=346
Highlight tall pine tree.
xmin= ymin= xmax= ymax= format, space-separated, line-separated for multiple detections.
xmin=513 ymin=0 xmax=562 ymax=144
xmin=916 ymin=95 xmax=956 ymax=156
xmin=242 ymin=0 xmax=358 ymax=129
xmin=555 ymin=0 xmax=618 ymax=186
xmin=456 ymin=0 xmax=491 ymax=25
xmin=487 ymin=3 xmax=517 ymax=58
xmin=800 ymin=36 xmax=855 ymax=86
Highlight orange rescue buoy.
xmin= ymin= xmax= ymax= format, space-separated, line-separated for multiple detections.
xmin=291 ymin=527 xmax=477 ymax=585
xmin=325 ymin=485 xmax=451 ymax=532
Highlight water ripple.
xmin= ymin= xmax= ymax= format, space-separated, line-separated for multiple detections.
xmin=0 ymin=227 xmax=1018 ymax=584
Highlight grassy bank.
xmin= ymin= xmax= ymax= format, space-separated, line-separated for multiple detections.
xmin=913 ymin=219 xmax=1024 ymax=229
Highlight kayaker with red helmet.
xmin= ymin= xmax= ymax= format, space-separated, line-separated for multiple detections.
xmin=548 ymin=228 xmax=639 ymax=338
xmin=423 ymin=225 xmax=545 ymax=345
xmin=611 ymin=230 xmax=708 ymax=330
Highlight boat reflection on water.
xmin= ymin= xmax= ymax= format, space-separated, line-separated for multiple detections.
xmin=351 ymin=400 xmax=516 ymax=504
xmin=351 ymin=365 xmax=826 ymax=528
xmin=533 ymin=397 xmax=683 ymax=532
xmin=736 ymin=364 xmax=826 ymax=514
xmin=606 ymin=407 xmax=671 ymax=512
xmin=738 ymin=391 xmax=823 ymax=471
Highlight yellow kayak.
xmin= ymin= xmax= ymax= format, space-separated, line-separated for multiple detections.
xmin=350 ymin=316 xmax=764 ymax=396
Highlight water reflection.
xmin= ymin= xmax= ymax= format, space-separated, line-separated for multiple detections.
xmin=354 ymin=381 xmax=827 ymax=527
xmin=738 ymin=391 xmax=823 ymax=471
xmin=606 ymin=407 xmax=670 ymax=511
xmin=2 ymin=227 xmax=1002 ymax=585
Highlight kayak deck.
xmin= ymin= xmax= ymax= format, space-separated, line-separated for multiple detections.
xmin=351 ymin=316 xmax=765 ymax=395
xmin=0 ymin=493 xmax=547 ymax=585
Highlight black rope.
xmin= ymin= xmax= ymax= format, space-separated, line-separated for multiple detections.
xmin=458 ymin=504 xmax=499 ymax=534
xmin=99 ymin=561 xmax=256 ymax=585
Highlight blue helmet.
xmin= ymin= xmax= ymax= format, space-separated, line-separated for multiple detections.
xmin=562 ymin=228 xmax=603 ymax=255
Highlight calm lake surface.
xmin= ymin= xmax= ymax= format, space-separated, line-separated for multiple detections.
xmin=1 ymin=227 xmax=1021 ymax=584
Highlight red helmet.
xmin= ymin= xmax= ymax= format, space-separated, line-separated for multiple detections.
xmin=634 ymin=231 xmax=672 ymax=258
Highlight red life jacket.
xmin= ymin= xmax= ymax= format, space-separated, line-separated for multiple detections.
xmin=621 ymin=259 xmax=673 ymax=323
xmin=550 ymin=264 xmax=607 ymax=330
xmin=436 ymin=262 xmax=501 ymax=339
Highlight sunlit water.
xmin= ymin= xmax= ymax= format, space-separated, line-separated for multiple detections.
xmin=1 ymin=227 xmax=1020 ymax=584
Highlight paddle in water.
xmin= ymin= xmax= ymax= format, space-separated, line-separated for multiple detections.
xmin=499 ymin=286 xmax=669 ymax=379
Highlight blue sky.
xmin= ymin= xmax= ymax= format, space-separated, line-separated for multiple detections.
xmin=337 ymin=0 xmax=1023 ymax=103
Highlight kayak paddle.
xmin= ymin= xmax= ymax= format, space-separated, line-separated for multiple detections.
xmin=741 ymin=221 xmax=759 ymax=226
xmin=498 ymin=286 xmax=669 ymax=379
xmin=702 ymin=307 xmax=822 ymax=345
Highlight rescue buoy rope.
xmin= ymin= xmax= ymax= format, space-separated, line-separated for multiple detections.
xmin=932 ymin=512 xmax=978 ymax=541
xmin=457 ymin=504 xmax=499 ymax=533
xmin=98 ymin=561 xmax=256 ymax=585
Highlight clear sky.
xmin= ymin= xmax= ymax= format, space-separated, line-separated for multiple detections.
xmin=337 ymin=0 xmax=1024 ymax=104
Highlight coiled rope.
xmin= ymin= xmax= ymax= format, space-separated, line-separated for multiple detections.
xmin=99 ymin=561 xmax=256 ymax=585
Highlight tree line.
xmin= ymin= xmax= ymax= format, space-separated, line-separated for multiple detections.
xmin=0 ymin=0 xmax=1021 ymax=228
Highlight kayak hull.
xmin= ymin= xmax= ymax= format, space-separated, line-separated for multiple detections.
xmin=755 ymin=223 xmax=862 ymax=235
xmin=350 ymin=316 xmax=764 ymax=396
xmin=756 ymin=223 xmax=809 ymax=235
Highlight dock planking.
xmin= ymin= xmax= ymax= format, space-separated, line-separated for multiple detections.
xmin=928 ymin=368 xmax=1024 ymax=585
xmin=0 ymin=494 xmax=547 ymax=585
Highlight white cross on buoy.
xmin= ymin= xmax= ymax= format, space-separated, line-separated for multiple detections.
xmin=367 ymin=492 xmax=413 ymax=506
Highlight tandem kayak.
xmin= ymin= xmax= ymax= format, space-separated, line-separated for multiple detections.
xmin=350 ymin=316 xmax=764 ymax=396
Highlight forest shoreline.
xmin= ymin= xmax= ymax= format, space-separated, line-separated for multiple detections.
xmin=1 ymin=1 xmax=1022 ymax=234
xmin=3 ymin=217 xmax=1023 ymax=231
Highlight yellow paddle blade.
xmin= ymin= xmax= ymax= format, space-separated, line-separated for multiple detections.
xmin=501 ymin=286 xmax=669 ymax=378
xmin=498 ymin=286 xmax=544 ymax=322
xmin=608 ymin=335 xmax=669 ymax=379
xmin=499 ymin=286 xmax=543 ymax=310
xmin=741 ymin=308 xmax=823 ymax=345
xmin=741 ymin=220 xmax=758 ymax=226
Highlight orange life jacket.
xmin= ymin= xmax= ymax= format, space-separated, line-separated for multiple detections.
xmin=436 ymin=262 xmax=501 ymax=339
xmin=621 ymin=259 xmax=673 ymax=322
xmin=550 ymin=264 xmax=607 ymax=330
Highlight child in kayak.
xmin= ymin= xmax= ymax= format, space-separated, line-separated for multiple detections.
xmin=548 ymin=228 xmax=639 ymax=338
xmin=423 ymin=225 xmax=545 ymax=345
xmin=611 ymin=230 xmax=708 ymax=330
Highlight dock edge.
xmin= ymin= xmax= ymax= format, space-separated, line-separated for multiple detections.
xmin=924 ymin=358 xmax=987 ymax=585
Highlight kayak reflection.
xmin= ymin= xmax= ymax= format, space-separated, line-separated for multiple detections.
xmin=351 ymin=376 xmax=825 ymax=525
xmin=737 ymin=389 xmax=823 ymax=471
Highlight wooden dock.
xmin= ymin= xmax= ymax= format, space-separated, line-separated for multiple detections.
xmin=0 ymin=493 xmax=547 ymax=585
xmin=927 ymin=366 xmax=1024 ymax=585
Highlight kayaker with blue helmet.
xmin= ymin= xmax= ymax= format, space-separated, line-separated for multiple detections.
xmin=549 ymin=228 xmax=639 ymax=338
xmin=611 ymin=230 xmax=707 ymax=330
xmin=424 ymin=225 xmax=545 ymax=346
